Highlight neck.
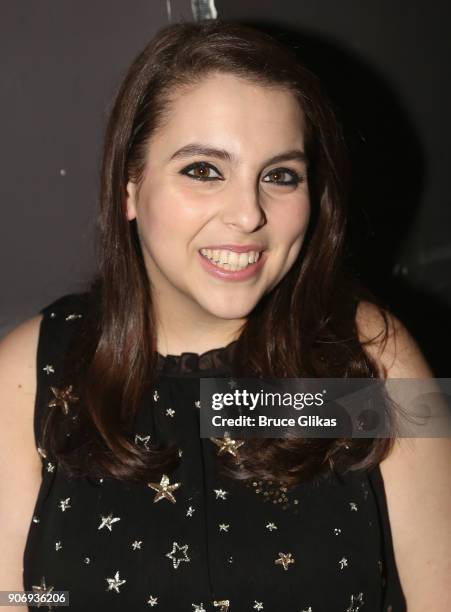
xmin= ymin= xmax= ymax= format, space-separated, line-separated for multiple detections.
xmin=153 ymin=293 xmax=245 ymax=357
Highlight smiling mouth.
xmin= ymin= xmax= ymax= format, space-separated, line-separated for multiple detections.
xmin=199 ymin=248 xmax=262 ymax=271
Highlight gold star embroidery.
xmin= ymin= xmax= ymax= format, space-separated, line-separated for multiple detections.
xmin=134 ymin=434 xmax=151 ymax=450
xmin=346 ymin=592 xmax=364 ymax=612
xmin=98 ymin=514 xmax=120 ymax=531
xmin=213 ymin=601 xmax=230 ymax=612
xmin=47 ymin=385 xmax=79 ymax=415
xmin=166 ymin=541 xmax=190 ymax=568
xmin=65 ymin=313 xmax=82 ymax=321
xmin=275 ymin=552 xmax=295 ymax=570
xmin=213 ymin=488 xmax=228 ymax=500
xmin=32 ymin=576 xmax=54 ymax=608
xmin=105 ymin=570 xmax=126 ymax=593
xmin=210 ymin=434 xmax=245 ymax=461
xmin=147 ymin=474 xmax=181 ymax=503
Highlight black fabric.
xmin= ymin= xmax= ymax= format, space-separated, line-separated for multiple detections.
xmin=23 ymin=293 xmax=406 ymax=611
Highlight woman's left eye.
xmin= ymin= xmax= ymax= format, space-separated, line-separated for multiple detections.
xmin=262 ymin=168 xmax=301 ymax=186
xmin=180 ymin=162 xmax=222 ymax=181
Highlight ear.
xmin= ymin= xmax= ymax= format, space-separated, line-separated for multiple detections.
xmin=125 ymin=180 xmax=138 ymax=221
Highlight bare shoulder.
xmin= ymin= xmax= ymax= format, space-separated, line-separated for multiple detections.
xmin=355 ymin=299 xmax=434 ymax=378
xmin=0 ymin=313 xmax=44 ymax=421
xmin=0 ymin=313 xmax=44 ymax=590
xmin=356 ymin=300 xmax=451 ymax=610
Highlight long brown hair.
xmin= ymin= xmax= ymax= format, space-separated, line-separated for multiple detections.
xmin=41 ymin=20 xmax=393 ymax=485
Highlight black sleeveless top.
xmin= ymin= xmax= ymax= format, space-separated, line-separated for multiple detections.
xmin=23 ymin=293 xmax=406 ymax=611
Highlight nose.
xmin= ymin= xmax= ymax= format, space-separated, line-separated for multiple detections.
xmin=220 ymin=179 xmax=267 ymax=233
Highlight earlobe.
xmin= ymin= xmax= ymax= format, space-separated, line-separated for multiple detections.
xmin=125 ymin=181 xmax=137 ymax=221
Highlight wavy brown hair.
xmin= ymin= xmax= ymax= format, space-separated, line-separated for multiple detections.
xmin=41 ymin=20 xmax=394 ymax=486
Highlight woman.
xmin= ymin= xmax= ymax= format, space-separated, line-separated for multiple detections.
xmin=0 ymin=20 xmax=449 ymax=611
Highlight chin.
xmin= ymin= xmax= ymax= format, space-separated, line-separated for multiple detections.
xmin=202 ymin=301 xmax=259 ymax=321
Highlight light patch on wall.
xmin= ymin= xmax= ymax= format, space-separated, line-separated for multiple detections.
xmin=191 ymin=0 xmax=218 ymax=20
xmin=166 ymin=0 xmax=172 ymax=22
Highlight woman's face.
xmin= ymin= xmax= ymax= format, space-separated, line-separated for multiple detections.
xmin=126 ymin=73 xmax=311 ymax=324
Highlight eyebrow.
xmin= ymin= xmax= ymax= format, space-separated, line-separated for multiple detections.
xmin=169 ymin=143 xmax=308 ymax=167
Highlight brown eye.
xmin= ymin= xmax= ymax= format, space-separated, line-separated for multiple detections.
xmin=269 ymin=171 xmax=283 ymax=182
xmin=263 ymin=168 xmax=300 ymax=186
xmin=181 ymin=162 xmax=222 ymax=181
xmin=193 ymin=165 xmax=211 ymax=178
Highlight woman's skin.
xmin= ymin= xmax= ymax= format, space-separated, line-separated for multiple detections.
xmin=125 ymin=73 xmax=310 ymax=357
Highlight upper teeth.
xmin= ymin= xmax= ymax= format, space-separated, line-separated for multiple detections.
xmin=200 ymin=248 xmax=261 ymax=269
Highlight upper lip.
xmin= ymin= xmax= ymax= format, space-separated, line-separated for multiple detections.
xmin=200 ymin=244 xmax=265 ymax=253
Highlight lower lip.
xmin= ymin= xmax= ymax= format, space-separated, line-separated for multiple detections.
xmin=198 ymin=250 xmax=267 ymax=281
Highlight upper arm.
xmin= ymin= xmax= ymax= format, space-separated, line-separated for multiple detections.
xmin=356 ymin=301 xmax=451 ymax=611
xmin=0 ymin=314 xmax=43 ymax=591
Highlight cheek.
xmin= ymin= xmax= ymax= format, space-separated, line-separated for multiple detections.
xmin=137 ymin=191 xmax=179 ymax=239
xmin=135 ymin=187 xmax=207 ymax=265
xmin=141 ymin=183 xmax=209 ymax=231
xmin=272 ymin=196 xmax=311 ymax=246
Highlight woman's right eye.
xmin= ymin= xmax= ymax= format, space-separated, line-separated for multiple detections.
xmin=180 ymin=162 xmax=223 ymax=181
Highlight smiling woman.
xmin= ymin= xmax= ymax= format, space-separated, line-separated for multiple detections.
xmin=125 ymin=73 xmax=310 ymax=320
xmin=0 ymin=19 xmax=450 ymax=612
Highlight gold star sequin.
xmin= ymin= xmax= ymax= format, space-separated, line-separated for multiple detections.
xmin=47 ymin=385 xmax=79 ymax=415
xmin=147 ymin=474 xmax=181 ymax=503
xmin=135 ymin=434 xmax=151 ymax=450
xmin=58 ymin=497 xmax=71 ymax=512
xmin=166 ymin=541 xmax=190 ymax=568
xmin=65 ymin=313 xmax=82 ymax=321
xmin=32 ymin=576 xmax=54 ymax=608
xmin=213 ymin=488 xmax=228 ymax=500
xmin=105 ymin=570 xmax=126 ymax=593
xmin=266 ymin=522 xmax=278 ymax=531
xmin=275 ymin=552 xmax=295 ymax=570
xmin=98 ymin=514 xmax=120 ymax=531
xmin=346 ymin=593 xmax=364 ymax=612
xmin=210 ymin=434 xmax=245 ymax=461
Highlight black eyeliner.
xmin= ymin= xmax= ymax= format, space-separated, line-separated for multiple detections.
xmin=263 ymin=167 xmax=303 ymax=186
xmin=179 ymin=161 xmax=223 ymax=181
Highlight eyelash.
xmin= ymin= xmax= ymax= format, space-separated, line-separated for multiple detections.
xmin=179 ymin=161 xmax=303 ymax=186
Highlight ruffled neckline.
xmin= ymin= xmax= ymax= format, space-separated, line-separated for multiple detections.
xmin=155 ymin=340 xmax=238 ymax=375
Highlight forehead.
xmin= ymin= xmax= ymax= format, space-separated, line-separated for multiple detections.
xmin=148 ymin=73 xmax=306 ymax=159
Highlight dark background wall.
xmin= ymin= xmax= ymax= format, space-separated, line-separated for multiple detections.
xmin=0 ymin=0 xmax=199 ymax=335
xmin=2 ymin=1 xmax=450 ymax=374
